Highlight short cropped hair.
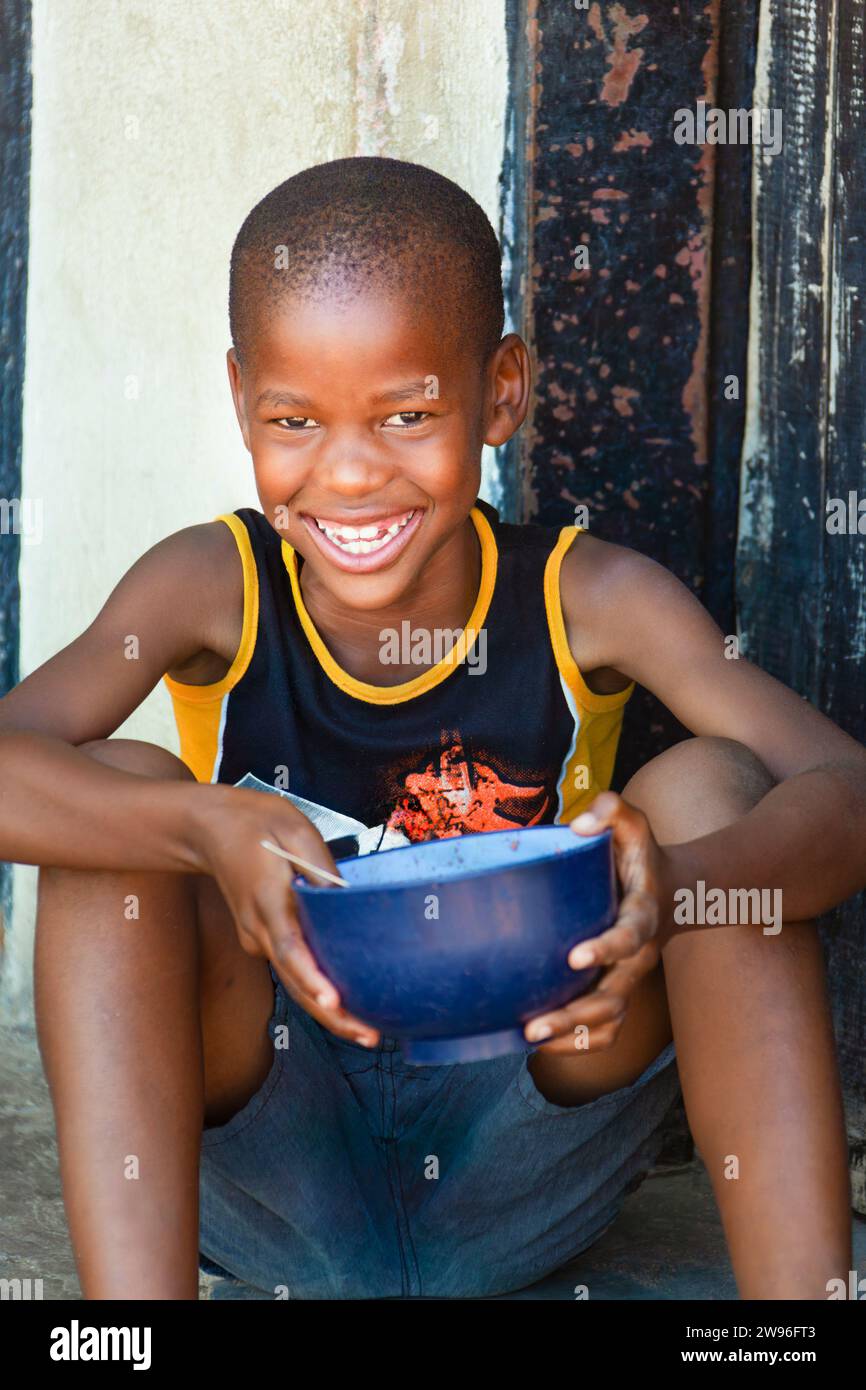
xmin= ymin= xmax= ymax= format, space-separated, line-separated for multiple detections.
xmin=229 ymin=157 xmax=504 ymax=367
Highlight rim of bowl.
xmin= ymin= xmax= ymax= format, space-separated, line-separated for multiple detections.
xmin=293 ymin=824 xmax=613 ymax=895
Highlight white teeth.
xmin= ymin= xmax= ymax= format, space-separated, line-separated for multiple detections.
xmin=313 ymin=510 xmax=415 ymax=555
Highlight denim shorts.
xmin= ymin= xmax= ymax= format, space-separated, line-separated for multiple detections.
xmin=198 ymin=966 xmax=680 ymax=1299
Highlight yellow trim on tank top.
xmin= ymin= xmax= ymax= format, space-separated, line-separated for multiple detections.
xmin=280 ymin=504 xmax=498 ymax=706
xmin=543 ymin=526 xmax=635 ymax=714
xmin=543 ymin=526 xmax=635 ymax=823
xmin=161 ymin=513 xmax=260 ymax=782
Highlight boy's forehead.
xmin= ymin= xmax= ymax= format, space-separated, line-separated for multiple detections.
xmin=245 ymin=287 xmax=472 ymax=386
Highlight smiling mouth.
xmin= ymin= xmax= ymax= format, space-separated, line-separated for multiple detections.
xmin=311 ymin=509 xmax=416 ymax=555
xmin=299 ymin=507 xmax=425 ymax=572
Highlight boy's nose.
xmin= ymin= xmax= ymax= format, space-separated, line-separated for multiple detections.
xmin=315 ymin=438 xmax=396 ymax=496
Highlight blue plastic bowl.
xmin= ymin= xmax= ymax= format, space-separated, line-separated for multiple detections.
xmin=292 ymin=823 xmax=617 ymax=1065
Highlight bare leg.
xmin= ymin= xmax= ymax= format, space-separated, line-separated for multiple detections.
xmin=626 ymin=737 xmax=851 ymax=1298
xmin=34 ymin=739 xmax=274 ymax=1300
xmin=529 ymin=736 xmax=850 ymax=1298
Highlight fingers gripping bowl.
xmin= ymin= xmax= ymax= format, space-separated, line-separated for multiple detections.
xmin=292 ymin=824 xmax=617 ymax=1064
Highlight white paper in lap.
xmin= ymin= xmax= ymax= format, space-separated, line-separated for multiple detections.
xmin=234 ymin=772 xmax=410 ymax=857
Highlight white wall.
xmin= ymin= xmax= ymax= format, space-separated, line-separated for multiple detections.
xmin=5 ymin=0 xmax=507 ymax=1018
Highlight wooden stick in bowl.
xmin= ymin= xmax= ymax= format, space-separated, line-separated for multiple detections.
xmin=259 ymin=838 xmax=349 ymax=887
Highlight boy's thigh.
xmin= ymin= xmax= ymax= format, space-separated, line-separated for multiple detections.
xmin=80 ymin=736 xmax=276 ymax=1129
xmin=527 ymin=958 xmax=672 ymax=1106
xmin=194 ymin=872 xmax=277 ymax=1129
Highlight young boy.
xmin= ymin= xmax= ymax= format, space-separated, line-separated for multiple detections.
xmin=3 ymin=157 xmax=864 ymax=1300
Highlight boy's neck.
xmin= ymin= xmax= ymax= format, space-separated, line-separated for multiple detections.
xmin=297 ymin=514 xmax=482 ymax=687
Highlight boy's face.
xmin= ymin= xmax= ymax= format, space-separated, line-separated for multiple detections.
xmin=227 ymin=289 xmax=529 ymax=613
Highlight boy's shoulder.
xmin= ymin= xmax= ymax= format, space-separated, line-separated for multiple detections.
xmin=134 ymin=514 xmax=241 ymax=569
xmin=144 ymin=516 xmax=243 ymax=606
xmin=487 ymin=505 xmax=667 ymax=684
xmin=557 ymin=527 xmax=683 ymax=681
xmin=560 ymin=527 xmax=665 ymax=598
xmin=152 ymin=518 xmax=245 ymax=683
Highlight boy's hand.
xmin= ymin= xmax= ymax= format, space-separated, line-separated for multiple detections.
xmin=524 ymin=792 xmax=664 ymax=1054
xmin=192 ymin=787 xmax=380 ymax=1047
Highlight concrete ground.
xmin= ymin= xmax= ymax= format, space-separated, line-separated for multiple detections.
xmin=2 ymin=1023 xmax=864 ymax=1301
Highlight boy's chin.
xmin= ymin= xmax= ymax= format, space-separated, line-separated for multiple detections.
xmin=315 ymin=565 xmax=421 ymax=614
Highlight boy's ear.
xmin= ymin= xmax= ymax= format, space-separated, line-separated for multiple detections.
xmin=226 ymin=348 xmax=252 ymax=452
xmin=483 ymin=333 xmax=531 ymax=448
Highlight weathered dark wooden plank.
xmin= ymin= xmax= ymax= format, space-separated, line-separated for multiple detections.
xmin=526 ymin=1 xmax=718 ymax=553
xmin=735 ymin=0 xmax=835 ymax=697
xmin=735 ymin=0 xmax=866 ymax=1212
xmin=508 ymin=1 xmax=724 ymax=788
xmin=703 ymin=0 xmax=760 ymax=633
xmin=499 ymin=0 xmax=539 ymax=522
xmin=0 ymin=0 xmax=28 ymax=701
xmin=0 ymin=0 xmax=30 ymax=959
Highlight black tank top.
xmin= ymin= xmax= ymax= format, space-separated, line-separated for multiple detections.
xmin=163 ymin=498 xmax=632 ymax=856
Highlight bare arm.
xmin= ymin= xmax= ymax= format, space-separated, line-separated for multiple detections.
xmin=563 ymin=536 xmax=866 ymax=932
xmin=0 ymin=521 xmax=241 ymax=871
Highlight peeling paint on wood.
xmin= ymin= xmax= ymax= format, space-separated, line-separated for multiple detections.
xmin=737 ymin=0 xmax=834 ymax=694
xmin=589 ymin=2 xmax=649 ymax=108
xmin=517 ymin=0 xmax=721 ymax=555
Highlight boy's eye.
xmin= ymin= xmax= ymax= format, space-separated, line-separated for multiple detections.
xmin=384 ymin=411 xmax=429 ymax=428
xmin=272 ymin=411 xmax=429 ymax=430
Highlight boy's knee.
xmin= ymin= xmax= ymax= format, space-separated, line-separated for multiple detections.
xmin=78 ymin=737 xmax=193 ymax=782
xmin=671 ymin=735 xmax=775 ymax=806
xmin=624 ymin=735 xmax=775 ymax=842
xmin=38 ymin=740 xmax=195 ymax=899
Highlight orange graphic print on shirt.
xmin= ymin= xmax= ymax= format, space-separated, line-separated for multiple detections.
xmin=386 ymin=737 xmax=551 ymax=842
